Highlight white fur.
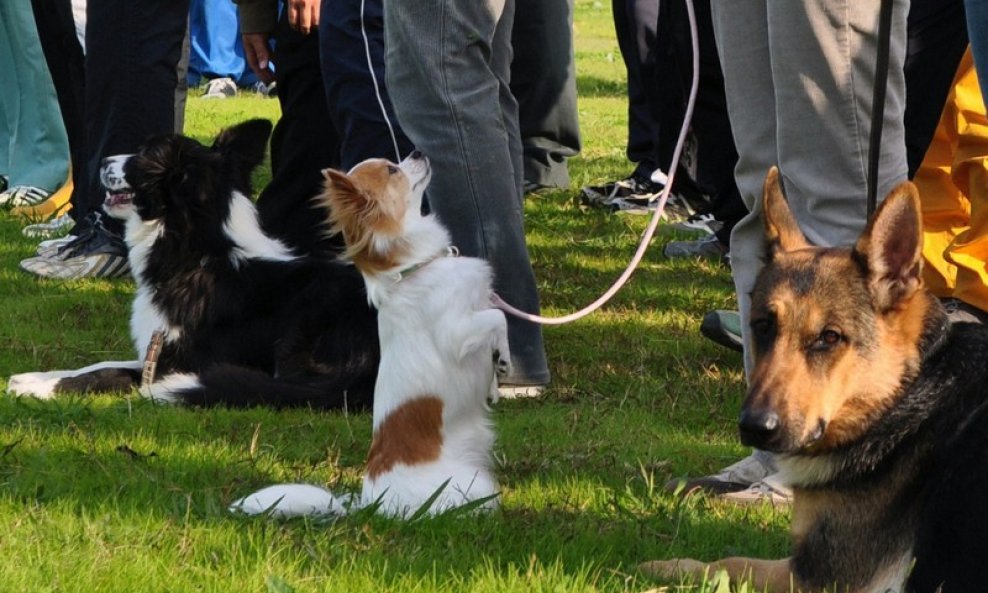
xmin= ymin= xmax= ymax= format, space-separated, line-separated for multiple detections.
xmin=7 ymin=164 xmax=295 ymax=400
xmin=775 ymin=453 xmax=841 ymax=488
xmin=140 ymin=373 xmax=202 ymax=404
xmin=225 ymin=192 xmax=296 ymax=264
xmin=8 ymin=360 xmax=142 ymax=399
xmin=234 ymin=154 xmax=509 ymax=518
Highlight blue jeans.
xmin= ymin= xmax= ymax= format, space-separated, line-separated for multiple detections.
xmin=384 ymin=0 xmax=549 ymax=385
xmin=966 ymin=0 xmax=988 ymax=112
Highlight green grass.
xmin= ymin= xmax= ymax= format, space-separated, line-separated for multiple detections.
xmin=0 ymin=2 xmax=789 ymax=591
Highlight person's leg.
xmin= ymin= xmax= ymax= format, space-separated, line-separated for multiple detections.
xmin=725 ymin=0 xmax=909 ymax=373
xmin=710 ymin=0 xmax=776 ymax=375
xmin=385 ymin=0 xmax=550 ymax=386
xmin=20 ymin=0 xmax=189 ymax=279
xmin=770 ymin=0 xmax=909 ymax=243
xmin=625 ymin=0 xmax=661 ymax=176
xmin=79 ymin=0 xmax=190 ymax=234
xmin=30 ymin=0 xmax=86 ymax=221
xmin=256 ymin=9 xmax=342 ymax=257
xmin=510 ymin=0 xmax=581 ymax=190
xmin=319 ymin=0 xmax=412 ymax=170
xmin=965 ymin=0 xmax=988 ymax=97
xmin=0 ymin=0 xmax=69 ymax=197
xmin=904 ymin=0 xmax=968 ymax=177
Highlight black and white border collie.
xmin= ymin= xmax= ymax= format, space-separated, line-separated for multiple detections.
xmin=8 ymin=119 xmax=379 ymax=409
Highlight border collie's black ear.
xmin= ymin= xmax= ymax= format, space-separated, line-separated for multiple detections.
xmin=212 ymin=119 xmax=273 ymax=171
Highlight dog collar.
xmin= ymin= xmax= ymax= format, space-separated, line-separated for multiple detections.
xmin=141 ymin=330 xmax=166 ymax=388
xmin=392 ymin=246 xmax=459 ymax=283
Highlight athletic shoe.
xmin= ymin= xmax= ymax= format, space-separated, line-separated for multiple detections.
xmin=663 ymin=234 xmax=727 ymax=259
xmin=581 ymin=173 xmax=662 ymax=205
xmin=202 ymin=77 xmax=237 ymax=99
xmin=247 ymin=80 xmax=277 ymax=97
xmin=497 ymin=384 xmax=546 ymax=399
xmin=665 ymin=453 xmax=775 ymax=496
xmin=20 ymin=217 xmax=129 ymax=279
xmin=941 ymin=297 xmax=988 ymax=325
xmin=0 ymin=185 xmax=51 ymax=208
xmin=718 ymin=474 xmax=792 ymax=506
xmin=670 ymin=212 xmax=723 ymax=235
xmin=700 ymin=309 xmax=743 ymax=352
xmin=22 ymin=213 xmax=74 ymax=239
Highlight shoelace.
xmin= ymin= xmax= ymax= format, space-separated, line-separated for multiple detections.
xmin=57 ymin=212 xmax=124 ymax=258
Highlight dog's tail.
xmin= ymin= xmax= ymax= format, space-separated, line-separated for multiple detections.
xmin=229 ymin=484 xmax=355 ymax=518
xmin=146 ymin=364 xmax=374 ymax=410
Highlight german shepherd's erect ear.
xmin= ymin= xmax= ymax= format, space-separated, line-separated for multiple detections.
xmin=762 ymin=167 xmax=810 ymax=257
xmin=854 ymin=182 xmax=924 ymax=312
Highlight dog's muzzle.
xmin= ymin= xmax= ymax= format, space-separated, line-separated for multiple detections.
xmin=100 ymin=154 xmax=135 ymax=208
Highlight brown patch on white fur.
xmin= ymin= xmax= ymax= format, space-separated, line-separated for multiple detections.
xmin=366 ymin=397 xmax=444 ymax=479
xmin=321 ymin=160 xmax=411 ymax=274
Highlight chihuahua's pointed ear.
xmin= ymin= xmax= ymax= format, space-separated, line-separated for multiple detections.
xmin=322 ymin=168 xmax=359 ymax=195
xmin=854 ymin=181 xmax=924 ymax=312
xmin=762 ymin=167 xmax=810 ymax=257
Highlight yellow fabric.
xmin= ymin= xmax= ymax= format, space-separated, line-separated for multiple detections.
xmin=916 ymin=49 xmax=988 ymax=312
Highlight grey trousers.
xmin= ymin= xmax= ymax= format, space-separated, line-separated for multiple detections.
xmin=384 ymin=0 xmax=550 ymax=385
xmin=711 ymin=0 xmax=910 ymax=375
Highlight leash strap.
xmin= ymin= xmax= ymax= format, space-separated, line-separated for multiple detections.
xmin=141 ymin=330 xmax=165 ymax=388
xmin=866 ymin=0 xmax=895 ymax=218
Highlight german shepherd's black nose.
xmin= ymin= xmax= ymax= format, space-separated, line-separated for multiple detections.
xmin=738 ymin=408 xmax=780 ymax=448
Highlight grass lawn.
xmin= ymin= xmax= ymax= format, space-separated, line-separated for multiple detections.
xmin=0 ymin=2 xmax=789 ymax=591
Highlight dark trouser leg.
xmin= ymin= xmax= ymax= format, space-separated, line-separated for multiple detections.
xmin=510 ymin=0 xmax=581 ymax=189
xmin=319 ymin=0 xmax=413 ymax=171
xmin=255 ymin=11 xmax=342 ymax=257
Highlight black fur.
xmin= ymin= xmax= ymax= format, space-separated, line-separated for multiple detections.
xmin=783 ymin=302 xmax=988 ymax=593
xmin=95 ymin=119 xmax=378 ymax=409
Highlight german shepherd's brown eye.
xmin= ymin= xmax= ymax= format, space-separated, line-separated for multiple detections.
xmin=387 ymin=165 xmax=399 ymax=175
xmin=812 ymin=329 xmax=843 ymax=351
xmin=751 ymin=318 xmax=772 ymax=338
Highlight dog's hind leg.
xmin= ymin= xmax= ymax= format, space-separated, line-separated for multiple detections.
xmin=639 ymin=557 xmax=795 ymax=592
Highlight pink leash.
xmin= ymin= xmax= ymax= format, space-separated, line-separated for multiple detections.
xmin=494 ymin=0 xmax=700 ymax=326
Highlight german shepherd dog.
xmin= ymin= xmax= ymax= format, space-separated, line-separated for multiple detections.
xmin=642 ymin=168 xmax=988 ymax=593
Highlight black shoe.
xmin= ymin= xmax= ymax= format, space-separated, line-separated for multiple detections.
xmin=941 ymin=297 xmax=988 ymax=325
xmin=700 ymin=310 xmax=743 ymax=352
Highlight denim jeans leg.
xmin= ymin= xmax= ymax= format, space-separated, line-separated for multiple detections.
xmin=385 ymin=0 xmax=550 ymax=385
xmin=966 ymin=0 xmax=988 ymax=112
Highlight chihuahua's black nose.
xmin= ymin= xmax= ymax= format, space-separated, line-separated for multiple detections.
xmin=409 ymin=149 xmax=423 ymax=160
xmin=738 ymin=407 xmax=780 ymax=448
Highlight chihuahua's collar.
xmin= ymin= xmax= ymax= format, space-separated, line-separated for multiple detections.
xmin=391 ymin=246 xmax=459 ymax=283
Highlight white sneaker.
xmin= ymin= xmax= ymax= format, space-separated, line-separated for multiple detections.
xmin=719 ymin=473 xmax=792 ymax=506
xmin=666 ymin=452 xmax=775 ymax=495
xmin=23 ymin=213 xmax=74 ymax=239
xmin=202 ymin=77 xmax=237 ymax=99
xmin=0 ymin=185 xmax=50 ymax=208
xmin=497 ymin=384 xmax=546 ymax=399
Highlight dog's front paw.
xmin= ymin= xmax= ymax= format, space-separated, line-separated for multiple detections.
xmin=638 ymin=558 xmax=709 ymax=581
xmin=493 ymin=349 xmax=512 ymax=379
xmin=7 ymin=372 xmax=64 ymax=399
